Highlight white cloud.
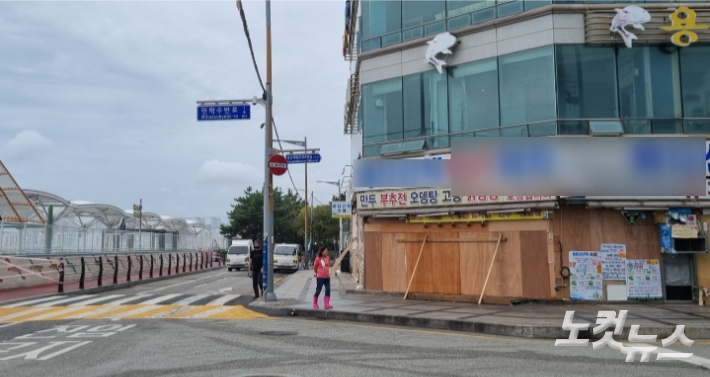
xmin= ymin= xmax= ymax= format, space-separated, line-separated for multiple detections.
xmin=4 ymin=130 xmax=54 ymax=159
xmin=197 ymin=159 xmax=260 ymax=186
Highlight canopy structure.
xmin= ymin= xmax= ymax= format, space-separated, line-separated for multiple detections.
xmin=0 ymin=160 xmax=44 ymax=224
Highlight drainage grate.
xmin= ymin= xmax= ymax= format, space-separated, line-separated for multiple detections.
xmin=259 ymin=331 xmax=297 ymax=336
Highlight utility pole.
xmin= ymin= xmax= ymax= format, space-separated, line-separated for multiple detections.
xmin=263 ymin=0 xmax=276 ymax=302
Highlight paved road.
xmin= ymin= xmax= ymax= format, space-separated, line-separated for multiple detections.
xmin=2 ymin=269 xmax=710 ymax=376
xmin=1 ymin=317 xmax=710 ymax=376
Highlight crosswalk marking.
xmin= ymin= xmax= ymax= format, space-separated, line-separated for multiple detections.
xmin=36 ymin=295 xmax=97 ymax=307
xmin=0 ymin=303 xmax=267 ymax=322
xmin=173 ymin=294 xmax=209 ymax=306
xmin=69 ymin=295 xmax=124 ymax=306
xmin=2 ymin=296 xmax=66 ymax=308
xmin=205 ymin=294 xmax=240 ymax=306
xmin=138 ymin=294 xmax=182 ymax=305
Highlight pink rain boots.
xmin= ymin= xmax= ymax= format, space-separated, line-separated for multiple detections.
xmin=324 ymin=296 xmax=333 ymax=310
xmin=313 ymin=296 xmax=319 ymax=309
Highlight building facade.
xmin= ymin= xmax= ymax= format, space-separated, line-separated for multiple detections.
xmin=342 ymin=0 xmax=710 ymax=302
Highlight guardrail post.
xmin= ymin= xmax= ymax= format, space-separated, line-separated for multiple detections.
xmin=139 ymin=255 xmax=143 ymax=280
xmin=168 ymin=254 xmax=172 ymax=276
xmin=189 ymin=254 xmax=192 ymax=271
xmin=175 ymin=254 xmax=180 ymax=274
xmin=58 ymin=260 xmax=65 ymax=293
xmin=182 ymin=253 xmax=186 ymax=273
xmin=113 ymin=255 xmax=119 ymax=284
xmin=150 ymin=255 xmax=154 ymax=278
xmin=127 ymin=255 xmax=132 ymax=282
xmin=211 ymin=253 xmax=214 ymax=268
xmin=200 ymin=252 xmax=204 ymax=269
xmin=159 ymin=254 xmax=163 ymax=277
xmin=98 ymin=256 xmax=103 ymax=287
xmin=195 ymin=252 xmax=198 ymax=270
xmin=79 ymin=257 xmax=85 ymax=290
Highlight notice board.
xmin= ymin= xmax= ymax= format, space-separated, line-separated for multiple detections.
xmin=626 ymin=259 xmax=663 ymax=299
xmin=569 ymin=251 xmax=603 ymax=300
xmin=600 ymin=243 xmax=627 ymax=281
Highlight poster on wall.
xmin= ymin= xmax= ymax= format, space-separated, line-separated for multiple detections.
xmin=600 ymin=244 xmax=627 ymax=281
xmin=569 ymin=251 xmax=604 ymax=300
xmin=626 ymin=259 xmax=663 ymax=299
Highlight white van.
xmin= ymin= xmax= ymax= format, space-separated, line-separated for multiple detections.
xmin=273 ymin=243 xmax=301 ymax=273
xmin=227 ymin=239 xmax=253 ymax=271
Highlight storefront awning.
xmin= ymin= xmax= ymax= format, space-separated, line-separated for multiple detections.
xmin=358 ymin=200 xmax=558 ymax=217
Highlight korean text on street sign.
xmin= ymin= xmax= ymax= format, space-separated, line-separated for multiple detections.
xmin=555 ymin=310 xmax=694 ymax=363
xmin=197 ymin=105 xmax=250 ymax=121
xmin=332 ymin=201 xmax=352 ymax=218
xmin=286 ymin=153 xmax=321 ymax=164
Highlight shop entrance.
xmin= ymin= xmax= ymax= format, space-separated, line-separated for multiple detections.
xmin=663 ymin=254 xmax=694 ymax=300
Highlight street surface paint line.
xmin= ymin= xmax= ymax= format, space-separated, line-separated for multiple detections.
xmin=0 ymin=305 xmax=268 ymax=322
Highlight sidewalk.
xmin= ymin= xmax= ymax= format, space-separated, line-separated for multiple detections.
xmin=251 ymin=270 xmax=710 ymax=340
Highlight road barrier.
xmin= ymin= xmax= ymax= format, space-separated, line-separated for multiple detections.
xmin=0 ymin=250 xmax=226 ymax=293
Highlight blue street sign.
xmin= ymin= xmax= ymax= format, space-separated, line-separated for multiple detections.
xmin=286 ymin=153 xmax=321 ymax=163
xmin=197 ymin=105 xmax=250 ymax=121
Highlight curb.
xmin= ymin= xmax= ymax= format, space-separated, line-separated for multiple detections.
xmin=253 ymin=306 xmax=710 ymax=340
xmin=0 ymin=265 xmax=226 ymax=306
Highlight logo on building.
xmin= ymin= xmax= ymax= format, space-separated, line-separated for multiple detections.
xmin=661 ymin=6 xmax=709 ymax=47
xmin=610 ymin=5 xmax=651 ymax=48
xmin=425 ymin=32 xmax=457 ymax=74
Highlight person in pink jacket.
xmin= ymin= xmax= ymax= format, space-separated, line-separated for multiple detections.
xmin=313 ymin=246 xmax=333 ymax=309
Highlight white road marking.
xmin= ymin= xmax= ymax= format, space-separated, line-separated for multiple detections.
xmin=173 ymin=295 xmax=209 ymax=305
xmin=139 ymin=294 xmax=181 ymax=305
xmin=184 ymin=306 xmax=232 ymax=319
xmin=26 ymin=306 xmax=94 ymax=321
xmin=219 ymin=287 xmax=233 ymax=293
xmin=0 ymin=307 xmax=54 ymax=322
xmin=1 ymin=296 xmax=63 ymax=308
xmin=102 ymin=305 xmax=160 ymax=319
xmin=206 ymin=294 xmax=240 ymax=306
xmin=69 ymin=295 xmax=125 ymax=306
xmin=0 ymin=321 xmax=24 ymax=329
xmin=36 ymin=295 xmax=97 ymax=307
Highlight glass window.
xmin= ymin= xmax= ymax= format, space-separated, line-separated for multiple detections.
xmin=556 ymin=45 xmax=618 ymax=119
xmin=362 ymin=78 xmax=404 ymax=144
xmin=501 ymin=126 xmax=528 ymax=137
xmin=448 ymin=58 xmax=499 ymax=132
xmin=447 ymin=1 xmax=495 ymax=18
xmin=403 ymin=1 xmax=446 ymax=29
xmin=499 ymin=46 xmax=556 ymax=126
xmin=403 ymin=71 xmax=449 ymax=139
xmin=618 ymin=46 xmax=681 ymax=118
xmin=529 ymin=121 xmax=557 ymax=136
xmin=361 ymin=0 xmax=401 ymax=40
xmin=681 ymin=46 xmax=710 ymax=118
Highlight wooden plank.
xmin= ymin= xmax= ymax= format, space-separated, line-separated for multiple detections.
xmin=396 ymin=238 xmax=503 ymax=243
xmin=479 ymin=234 xmax=503 ymax=304
xmin=381 ymin=233 xmax=407 ymax=292
xmin=487 ymin=220 xmax=549 ymax=232
xmin=404 ymin=236 xmax=427 ymax=299
xmin=431 ymin=232 xmax=460 ymax=295
xmin=329 ymin=237 xmax=356 ymax=275
xmin=364 ymin=232 xmax=383 ymax=291
xmin=380 ymin=222 xmax=487 ymax=234
xmin=520 ymin=231 xmax=553 ymax=299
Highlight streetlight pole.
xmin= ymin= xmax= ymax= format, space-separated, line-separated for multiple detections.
xmin=317 ymin=179 xmax=343 ymax=256
xmin=263 ymin=0 xmax=276 ymax=302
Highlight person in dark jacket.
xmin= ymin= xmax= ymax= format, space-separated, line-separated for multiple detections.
xmin=248 ymin=240 xmax=264 ymax=299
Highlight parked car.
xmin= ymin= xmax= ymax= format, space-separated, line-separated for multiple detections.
xmin=227 ymin=239 xmax=253 ymax=271
xmin=273 ymin=243 xmax=301 ymax=273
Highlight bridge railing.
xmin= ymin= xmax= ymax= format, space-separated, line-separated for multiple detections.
xmin=0 ymin=249 xmax=225 ymax=293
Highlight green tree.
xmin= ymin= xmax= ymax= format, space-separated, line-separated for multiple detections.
xmin=297 ymin=204 xmax=340 ymax=257
xmin=220 ymin=187 xmax=304 ymax=244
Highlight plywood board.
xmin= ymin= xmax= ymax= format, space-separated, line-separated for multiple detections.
xmin=558 ymin=206 xmax=591 ymax=266
xmin=487 ymin=220 xmax=549 ymax=232
xmin=364 ymin=232 xmax=383 ymax=290
xmin=381 ymin=233 xmax=407 ymax=292
xmin=459 ymin=231 xmax=489 ymax=296
xmin=430 ymin=232 xmax=460 ymax=295
xmin=487 ymin=232 xmax=522 ymax=298
xmin=624 ymin=216 xmax=659 ymax=260
xmin=520 ymin=231 xmax=552 ymax=299
xmin=380 ymin=222 xmax=487 ymax=234
xmin=405 ymin=232 xmax=433 ymax=294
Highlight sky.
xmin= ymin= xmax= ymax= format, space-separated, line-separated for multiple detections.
xmin=0 ymin=0 xmax=353 ymax=224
